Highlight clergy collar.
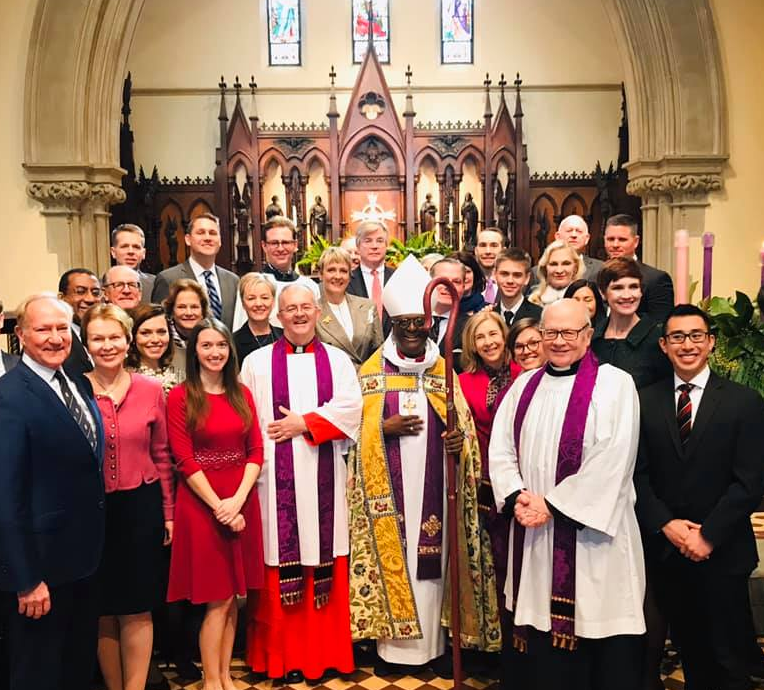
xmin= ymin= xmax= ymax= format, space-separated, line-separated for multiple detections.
xmin=284 ymin=337 xmax=315 ymax=354
xmin=263 ymin=263 xmax=298 ymax=282
xmin=395 ymin=347 xmax=426 ymax=362
xmin=545 ymin=358 xmax=583 ymax=377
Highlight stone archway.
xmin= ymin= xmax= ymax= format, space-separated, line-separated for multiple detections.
xmin=23 ymin=0 xmax=727 ymax=273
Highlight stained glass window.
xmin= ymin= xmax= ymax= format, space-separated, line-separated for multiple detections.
xmin=268 ymin=0 xmax=301 ymax=66
xmin=441 ymin=0 xmax=473 ymax=64
xmin=352 ymin=0 xmax=390 ymax=64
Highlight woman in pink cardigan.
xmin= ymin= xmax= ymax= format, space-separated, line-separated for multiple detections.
xmin=81 ymin=304 xmax=174 ymax=690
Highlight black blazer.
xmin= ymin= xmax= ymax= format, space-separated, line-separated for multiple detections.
xmin=434 ymin=311 xmax=469 ymax=374
xmin=0 ymin=362 xmax=105 ymax=592
xmin=493 ymin=298 xmax=542 ymax=326
xmin=635 ymin=372 xmax=764 ymax=574
xmin=638 ymin=262 xmax=674 ymax=325
xmin=1 ymin=351 xmax=19 ymax=373
xmin=346 ymin=265 xmax=395 ymax=336
xmin=63 ymin=327 xmax=93 ymax=378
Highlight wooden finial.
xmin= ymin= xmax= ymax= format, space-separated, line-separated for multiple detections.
xmin=499 ymin=73 xmax=507 ymax=97
xmin=405 ymin=64 xmax=413 ymax=86
xmin=233 ymin=75 xmax=242 ymax=94
xmin=329 ymin=65 xmax=337 ymax=86
xmin=219 ymin=76 xmax=227 ymax=92
xmin=484 ymin=73 xmax=491 ymax=90
xmin=249 ymin=76 xmax=258 ymax=92
xmin=514 ymin=72 xmax=522 ymax=90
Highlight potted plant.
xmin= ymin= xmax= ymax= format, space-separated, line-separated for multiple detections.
xmin=385 ymin=231 xmax=453 ymax=267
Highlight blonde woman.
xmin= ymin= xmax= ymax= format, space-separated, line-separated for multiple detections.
xmin=316 ymin=247 xmax=383 ymax=369
xmin=528 ymin=240 xmax=584 ymax=306
xmin=234 ymin=273 xmax=282 ymax=362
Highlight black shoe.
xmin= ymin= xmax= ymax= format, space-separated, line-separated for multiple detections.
xmin=284 ymin=669 xmax=304 ymax=684
xmin=145 ymin=663 xmax=170 ymax=690
xmin=173 ymin=657 xmax=202 ymax=682
xmin=429 ymin=653 xmax=454 ymax=679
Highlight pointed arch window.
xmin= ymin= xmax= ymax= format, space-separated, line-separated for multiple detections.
xmin=267 ymin=0 xmax=301 ymax=66
xmin=441 ymin=0 xmax=474 ymax=64
xmin=352 ymin=0 xmax=390 ymax=64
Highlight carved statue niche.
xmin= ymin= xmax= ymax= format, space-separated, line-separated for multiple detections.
xmin=353 ymin=136 xmax=390 ymax=172
xmin=461 ymin=192 xmax=479 ymax=248
xmin=535 ymin=208 xmax=550 ymax=258
xmin=419 ymin=193 xmax=437 ymax=233
xmin=265 ymin=195 xmax=283 ymax=220
xmin=233 ymin=182 xmax=253 ymax=269
xmin=309 ymin=196 xmax=328 ymax=238
xmin=165 ymin=217 xmax=180 ymax=267
xmin=495 ymin=180 xmax=510 ymax=240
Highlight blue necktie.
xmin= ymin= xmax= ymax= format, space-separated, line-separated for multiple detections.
xmin=203 ymin=270 xmax=223 ymax=320
xmin=54 ymin=371 xmax=97 ymax=451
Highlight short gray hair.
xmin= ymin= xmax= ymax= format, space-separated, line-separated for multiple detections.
xmin=429 ymin=257 xmax=466 ymax=278
xmin=355 ymin=220 xmax=388 ymax=244
xmin=15 ymin=292 xmax=73 ymax=330
xmin=278 ymin=283 xmax=319 ymax=309
xmin=317 ymin=247 xmax=353 ymax=273
xmin=539 ymin=298 xmax=592 ymax=329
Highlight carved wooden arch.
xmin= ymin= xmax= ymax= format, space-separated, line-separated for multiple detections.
xmin=228 ymin=149 xmax=255 ymax=171
xmin=339 ymin=127 xmax=404 ymax=176
xmin=158 ymin=198 xmax=186 ymax=266
xmin=455 ymin=145 xmax=485 ymax=176
xmin=560 ymin=192 xmax=588 ymax=218
xmin=532 ymin=192 xmax=559 ymax=218
xmin=303 ymin=147 xmax=331 ymax=177
xmin=189 ymin=197 xmax=215 ymax=220
xmin=490 ymin=148 xmax=517 ymax=173
xmin=258 ymin=147 xmax=290 ymax=178
xmin=414 ymin=148 xmax=442 ymax=175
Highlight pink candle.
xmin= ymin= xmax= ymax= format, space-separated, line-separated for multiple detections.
xmin=674 ymin=229 xmax=690 ymax=304
xmin=702 ymin=232 xmax=714 ymax=300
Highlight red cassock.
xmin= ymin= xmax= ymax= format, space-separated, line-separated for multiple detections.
xmin=166 ymin=385 xmax=265 ymax=604
xmin=246 ymin=407 xmax=354 ymax=680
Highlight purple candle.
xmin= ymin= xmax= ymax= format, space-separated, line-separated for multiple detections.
xmin=702 ymin=232 xmax=714 ymax=300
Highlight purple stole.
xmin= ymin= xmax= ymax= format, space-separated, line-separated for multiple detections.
xmin=271 ymin=338 xmax=335 ymax=607
xmin=511 ymin=350 xmax=599 ymax=652
xmin=382 ymin=360 xmax=445 ymax=580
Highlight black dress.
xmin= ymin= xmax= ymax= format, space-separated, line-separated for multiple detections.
xmin=233 ymin=324 xmax=283 ymax=364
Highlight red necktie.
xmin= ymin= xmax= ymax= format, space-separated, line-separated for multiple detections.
xmin=371 ymin=268 xmax=383 ymax=319
xmin=676 ymin=383 xmax=694 ymax=445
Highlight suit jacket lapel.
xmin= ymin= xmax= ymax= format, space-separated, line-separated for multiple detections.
xmin=684 ymin=373 xmax=723 ymax=459
xmin=319 ymin=298 xmax=355 ymax=354
xmin=659 ymin=378 xmax=684 ymax=458
xmin=181 ymin=261 xmax=195 ymax=281
xmin=348 ymin=296 xmax=372 ymax=357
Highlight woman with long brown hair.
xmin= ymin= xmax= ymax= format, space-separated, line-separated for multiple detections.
xmin=166 ymin=318 xmax=264 ymax=690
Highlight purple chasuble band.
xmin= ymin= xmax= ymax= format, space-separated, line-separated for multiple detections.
xmin=510 ymin=349 xmax=599 ymax=652
xmin=271 ymin=338 xmax=335 ymax=607
xmin=382 ymin=360 xmax=445 ymax=580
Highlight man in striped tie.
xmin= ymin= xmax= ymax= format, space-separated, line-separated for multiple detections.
xmin=635 ymin=303 xmax=764 ymax=690
xmin=151 ymin=213 xmax=239 ymax=329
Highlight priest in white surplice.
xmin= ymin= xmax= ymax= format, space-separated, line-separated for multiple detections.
xmin=240 ymin=283 xmax=362 ymax=683
xmin=489 ymin=299 xmax=645 ymax=690
xmin=349 ymin=255 xmax=501 ymax=679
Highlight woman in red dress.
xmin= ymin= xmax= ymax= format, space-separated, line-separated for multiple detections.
xmin=167 ymin=318 xmax=264 ymax=690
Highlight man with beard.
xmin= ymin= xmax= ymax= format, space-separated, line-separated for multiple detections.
xmin=349 ymin=255 xmax=501 ymax=677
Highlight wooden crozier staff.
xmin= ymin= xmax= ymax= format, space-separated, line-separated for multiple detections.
xmin=423 ymin=276 xmax=462 ymax=688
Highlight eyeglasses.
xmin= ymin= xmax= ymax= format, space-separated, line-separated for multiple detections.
xmin=105 ymin=281 xmax=141 ymax=292
xmin=540 ymin=325 xmax=590 ymax=341
xmin=281 ymin=304 xmax=316 ymax=316
xmin=70 ymin=286 xmax=103 ymax=297
xmin=514 ymin=338 xmax=542 ymax=353
xmin=264 ymin=240 xmax=296 ymax=248
xmin=664 ymin=330 xmax=710 ymax=345
xmin=393 ymin=316 xmax=426 ymax=330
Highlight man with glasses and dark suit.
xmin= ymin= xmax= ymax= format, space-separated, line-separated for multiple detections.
xmin=635 ymin=304 xmax=764 ymax=690
xmin=58 ymin=268 xmax=102 ymax=377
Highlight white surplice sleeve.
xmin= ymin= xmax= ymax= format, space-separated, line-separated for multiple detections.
xmin=310 ymin=346 xmax=363 ymax=446
xmin=488 ymin=373 xmax=531 ymax=513
xmin=544 ymin=365 xmax=640 ymax=538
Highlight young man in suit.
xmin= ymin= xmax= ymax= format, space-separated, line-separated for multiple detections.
xmin=58 ymin=268 xmax=101 ymax=377
xmin=151 ymin=213 xmax=239 ymax=329
xmin=493 ymin=248 xmax=542 ymax=326
xmin=429 ymin=257 xmax=469 ymax=374
xmin=635 ymin=304 xmax=764 ymax=690
xmin=0 ymin=293 xmax=105 ymax=690
xmin=110 ymin=223 xmax=155 ymax=302
xmin=474 ymin=228 xmax=506 ymax=303
xmin=346 ymin=220 xmax=394 ymax=334
xmin=604 ymin=214 xmax=674 ymax=324
xmin=0 ymin=299 xmax=19 ymax=376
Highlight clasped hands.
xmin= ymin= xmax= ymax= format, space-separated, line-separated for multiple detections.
xmin=267 ymin=405 xmax=307 ymax=444
xmin=662 ymin=519 xmax=713 ymax=562
xmin=214 ymin=495 xmax=246 ymax=533
xmin=514 ymin=490 xmax=552 ymax=528
xmin=382 ymin=414 xmax=463 ymax=455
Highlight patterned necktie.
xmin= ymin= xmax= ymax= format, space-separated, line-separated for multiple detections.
xmin=53 ymin=371 xmax=97 ymax=451
xmin=503 ymin=309 xmax=514 ymax=327
xmin=371 ymin=268 xmax=383 ymax=320
xmin=484 ymin=277 xmax=497 ymax=304
xmin=676 ymin=383 xmax=694 ymax=445
xmin=203 ymin=270 xmax=223 ymax=320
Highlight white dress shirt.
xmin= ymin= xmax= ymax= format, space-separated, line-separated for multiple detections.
xmin=188 ymin=256 xmax=222 ymax=302
xmin=328 ymin=299 xmax=354 ymax=341
xmin=360 ymin=263 xmax=386 ymax=298
xmin=499 ymin=295 xmax=525 ymax=324
xmin=672 ymin=365 xmax=711 ymax=426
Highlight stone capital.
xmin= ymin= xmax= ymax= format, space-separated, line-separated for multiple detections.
xmin=24 ymin=164 xmax=126 ymax=213
xmin=624 ymin=155 xmax=726 ymax=198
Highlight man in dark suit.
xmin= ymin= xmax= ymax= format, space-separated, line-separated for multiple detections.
xmin=346 ymin=220 xmax=395 ymax=335
xmin=0 ymin=299 xmax=19 ymax=376
xmin=0 ymin=293 xmax=105 ymax=690
xmin=492 ymin=248 xmax=543 ymax=327
xmin=429 ymin=258 xmax=469 ymax=373
xmin=635 ymin=304 xmax=764 ymax=690
xmin=555 ymin=214 xmax=603 ymax=281
xmin=604 ymin=214 xmax=674 ymax=324
xmin=58 ymin=268 xmax=101 ymax=377
xmin=110 ymin=223 xmax=155 ymax=302
xmin=152 ymin=213 xmax=239 ymax=329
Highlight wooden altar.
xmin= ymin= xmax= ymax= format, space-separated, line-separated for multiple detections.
xmin=112 ymin=44 xmax=639 ymax=274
